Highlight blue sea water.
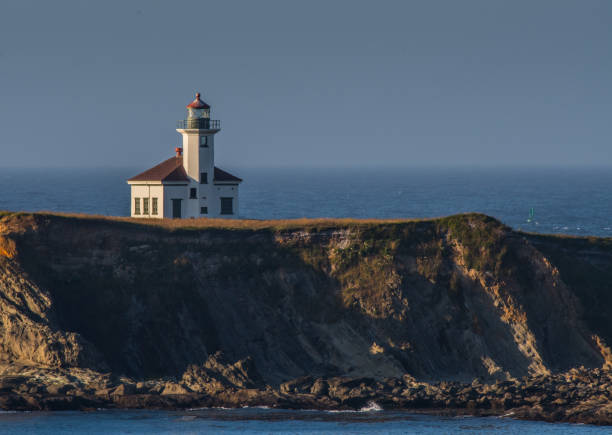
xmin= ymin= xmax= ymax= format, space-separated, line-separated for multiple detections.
xmin=1 ymin=166 xmax=611 ymax=433
xmin=0 ymin=408 xmax=609 ymax=434
xmin=0 ymin=166 xmax=611 ymax=236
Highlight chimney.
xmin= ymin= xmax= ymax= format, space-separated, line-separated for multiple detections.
xmin=175 ymin=147 xmax=183 ymax=157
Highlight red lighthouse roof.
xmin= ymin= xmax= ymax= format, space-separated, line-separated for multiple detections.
xmin=186 ymin=92 xmax=210 ymax=109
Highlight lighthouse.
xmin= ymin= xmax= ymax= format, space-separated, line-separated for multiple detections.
xmin=127 ymin=93 xmax=242 ymax=219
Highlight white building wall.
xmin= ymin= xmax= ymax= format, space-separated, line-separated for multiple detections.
xmin=163 ymin=184 xmax=189 ymax=218
xmin=129 ymin=184 xmax=164 ymax=218
xmin=199 ymin=134 xmax=215 ymax=177
xmin=196 ymin=133 xmax=216 ymax=218
xmin=211 ymin=184 xmax=240 ymax=218
xmin=180 ymin=131 xmax=200 ymax=182
xmin=198 ymin=133 xmax=214 ymax=216
xmin=178 ymin=128 xmax=220 ymax=219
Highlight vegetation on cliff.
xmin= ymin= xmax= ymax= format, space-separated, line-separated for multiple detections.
xmin=0 ymin=211 xmax=611 ymax=423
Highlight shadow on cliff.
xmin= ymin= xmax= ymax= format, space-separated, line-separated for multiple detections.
xmin=9 ymin=215 xmax=353 ymax=381
xmin=4 ymin=213 xmax=611 ymax=383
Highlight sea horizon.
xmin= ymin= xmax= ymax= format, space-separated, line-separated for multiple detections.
xmin=1 ymin=166 xmax=610 ymax=237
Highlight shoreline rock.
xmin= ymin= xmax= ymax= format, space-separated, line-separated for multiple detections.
xmin=0 ymin=366 xmax=610 ymax=426
xmin=1 ymin=212 xmax=611 ymax=427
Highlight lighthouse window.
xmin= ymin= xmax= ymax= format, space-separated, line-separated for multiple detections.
xmin=152 ymin=198 xmax=158 ymax=215
xmin=134 ymin=198 xmax=141 ymax=215
xmin=220 ymin=197 xmax=233 ymax=215
xmin=143 ymin=198 xmax=149 ymax=215
xmin=190 ymin=188 xmax=197 ymax=199
xmin=200 ymin=206 xmax=208 ymax=214
xmin=200 ymin=172 xmax=208 ymax=184
xmin=200 ymin=136 xmax=208 ymax=147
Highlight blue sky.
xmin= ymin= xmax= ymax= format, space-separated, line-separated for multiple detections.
xmin=1 ymin=0 xmax=610 ymax=168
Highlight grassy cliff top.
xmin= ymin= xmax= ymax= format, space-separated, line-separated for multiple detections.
xmin=1 ymin=210 xmax=611 ymax=245
xmin=0 ymin=210 xmax=441 ymax=231
xmin=1 ymin=208 xmax=612 ymax=384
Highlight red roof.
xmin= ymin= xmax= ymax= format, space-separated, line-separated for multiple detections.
xmin=214 ymin=166 xmax=243 ymax=183
xmin=127 ymin=157 xmax=189 ymax=182
xmin=186 ymin=92 xmax=210 ymax=109
xmin=128 ymin=157 xmax=242 ymax=183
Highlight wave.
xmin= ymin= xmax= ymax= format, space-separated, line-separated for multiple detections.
xmin=327 ymin=401 xmax=383 ymax=413
xmin=359 ymin=401 xmax=383 ymax=412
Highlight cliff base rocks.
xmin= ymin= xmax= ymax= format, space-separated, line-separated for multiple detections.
xmin=1 ymin=212 xmax=611 ymax=426
xmin=1 ymin=363 xmax=610 ymax=426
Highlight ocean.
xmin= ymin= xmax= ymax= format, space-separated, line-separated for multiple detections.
xmin=0 ymin=166 xmax=611 ymax=237
xmin=1 ymin=166 xmax=611 ymax=433
xmin=0 ymin=408 xmax=609 ymax=434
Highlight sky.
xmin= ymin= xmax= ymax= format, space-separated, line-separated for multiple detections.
xmin=0 ymin=0 xmax=611 ymax=169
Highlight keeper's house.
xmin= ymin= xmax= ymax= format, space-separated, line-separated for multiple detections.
xmin=127 ymin=93 xmax=242 ymax=219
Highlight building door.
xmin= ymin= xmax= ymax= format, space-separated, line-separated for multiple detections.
xmin=220 ymin=197 xmax=233 ymax=215
xmin=172 ymin=199 xmax=182 ymax=218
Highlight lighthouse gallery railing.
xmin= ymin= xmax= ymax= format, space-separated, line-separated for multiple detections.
xmin=176 ymin=119 xmax=221 ymax=129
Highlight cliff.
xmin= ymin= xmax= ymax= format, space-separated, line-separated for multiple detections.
xmin=0 ymin=211 xmax=611 ymax=422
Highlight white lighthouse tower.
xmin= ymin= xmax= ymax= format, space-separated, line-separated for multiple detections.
xmin=127 ymin=92 xmax=242 ymax=218
xmin=178 ymin=93 xmax=222 ymax=218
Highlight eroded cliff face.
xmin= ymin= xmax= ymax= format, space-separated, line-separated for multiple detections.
xmin=0 ymin=212 xmax=610 ymax=385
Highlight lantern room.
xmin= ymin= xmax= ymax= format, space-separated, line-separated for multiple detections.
xmin=178 ymin=92 xmax=221 ymax=130
xmin=186 ymin=92 xmax=210 ymax=119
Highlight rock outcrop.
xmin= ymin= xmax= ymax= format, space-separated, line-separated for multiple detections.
xmin=0 ymin=212 xmax=611 ymax=424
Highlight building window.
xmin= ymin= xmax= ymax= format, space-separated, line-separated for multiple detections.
xmin=200 ymin=206 xmax=208 ymax=214
xmin=220 ymin=197 xmax=233 ymax=215
xmin=200 ymin=172 xmax=208 ymax=184
xmin=134 ymin=198 xmax=141 ymax=215
xmin=152 ymin=198 xmax=158 ymax=215
xmin=200 ymin=136 xmax=208 ymax=147
xmin=143 ymin=198 xmax=149 ymax=215
xmin=190 ymin=188 xmax=197 ymax=199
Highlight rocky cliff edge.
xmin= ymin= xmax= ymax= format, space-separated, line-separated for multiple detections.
xmin=0 ymin=212 xmax=610 ymax=424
